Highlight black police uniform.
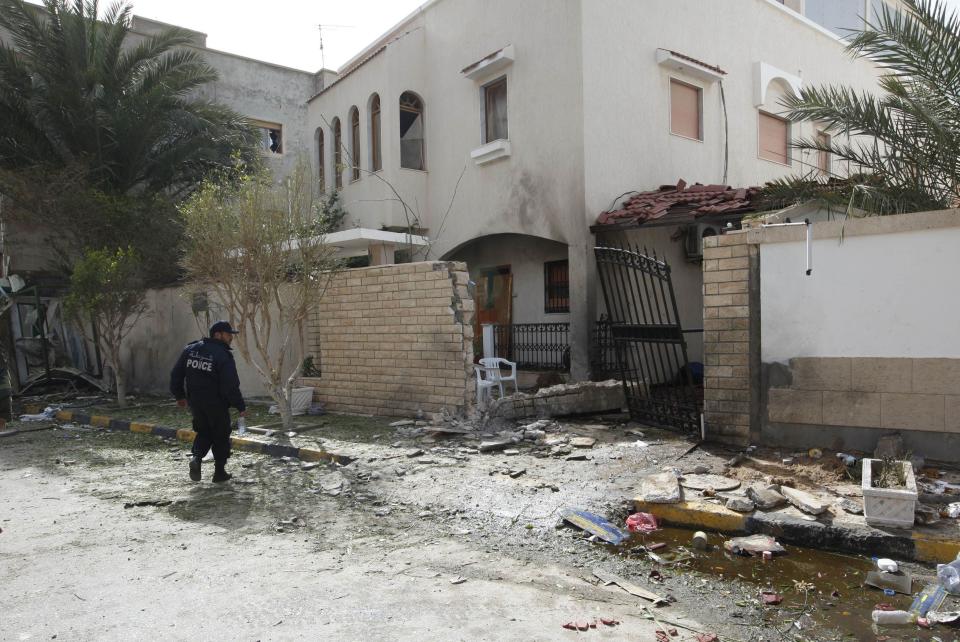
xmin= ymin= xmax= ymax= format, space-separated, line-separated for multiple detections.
xmin=169 ymin=337 xmax=246 ymax=466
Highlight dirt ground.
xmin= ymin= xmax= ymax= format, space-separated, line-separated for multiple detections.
xmin=1 ymin=402 xmax=956 ymax=641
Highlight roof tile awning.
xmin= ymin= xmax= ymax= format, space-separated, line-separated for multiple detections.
xmin=593 ymin=179 xmax=760 ymax=231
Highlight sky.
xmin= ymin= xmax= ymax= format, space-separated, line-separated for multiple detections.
xmin=126 ymin=0 xmax=426 ymax=72
xmin=34 ymin=0 xmax=960 ymax=74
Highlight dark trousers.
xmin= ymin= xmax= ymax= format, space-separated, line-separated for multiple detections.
xmin=190 ymin=403 xmax=232 ymax=464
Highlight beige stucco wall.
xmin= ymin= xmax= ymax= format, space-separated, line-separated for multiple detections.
xmin=121 ymin=287 xmax=301 ymax=400
xmin=302 ymin=261 xmax=474 ymax=417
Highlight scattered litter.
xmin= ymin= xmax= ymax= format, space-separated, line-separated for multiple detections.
xmin=947 ymin=503 xmax=960 ymax=519
xmin=647 ymin=542 xmax=667 ymax=552
xmin=909 ymin=583 xmax=947 ymax=617
xmin=592 ymin=568 xmax=668 ymax=604
xmin=928 ymin=610 xmax=960 ymax=624
xmin=724 ymin=534 xmax=785 ymax=557
xmin=691 ymin=531 xmax=708 ymax=551
xmin=559 ymin=508 xmax=627 ymax=545
xmin=760 ymin=591 xmax=783 ymax=605
xmin=865 ymin=570 xmax=913 ymax=595
xmin=629 ymin=440 xmax=650 ymax=448
xmin=876 ymin=558 xmax=899 ymax=573
xmin=695 ymin=635 xmax=719 ymax=642
xmin=808 ymin=448 xmax=822 ymax=459
xmin=937 ymin=556 xmax=960 ymax=595
xmin=871 ymin=609 xmax=915 ymax=625
xmin=625 ymin=512 xmax=659 ymax=534
xmin=836 ymin=452 xmax=857 ymax=466
xmin=19 ymin=406 xmax=58 ymax=422
xmin=123 ymin=499 xmax=172 ymax=509
xmin=449 ymin=576 xmax=466 ymax=585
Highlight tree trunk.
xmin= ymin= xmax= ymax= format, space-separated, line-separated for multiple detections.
xmin=112 ymin=354 xmax=127 ymax=408
xmin=274 ymin=385 xmax=294 ymax=432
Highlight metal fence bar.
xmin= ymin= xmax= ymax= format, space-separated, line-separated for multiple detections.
xmin=490 ymin=323 xmax=570 ymax=370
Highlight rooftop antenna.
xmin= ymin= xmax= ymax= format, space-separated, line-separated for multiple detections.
xmin=317 ymin=24 xmax=355 ymax=69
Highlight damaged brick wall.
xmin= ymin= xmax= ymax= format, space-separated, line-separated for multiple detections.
xmin=301 ymin=261 xmax=475 ymax=417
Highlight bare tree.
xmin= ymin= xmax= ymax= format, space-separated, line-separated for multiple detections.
xmin=179 ymin=162 xmax=338 ymax=430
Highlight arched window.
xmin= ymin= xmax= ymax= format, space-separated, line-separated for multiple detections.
xmin=369 ymin=93 xmax=382 ymax=172
xmin=315 ymin=127 xmax=325 ymax=192
xmin=332 ymin=117 xmax=342 ymax=189
xmin=399 ymin=91 xmax=424 ymax=170
xmin=349 ymin=106 xmax=361 ymax=181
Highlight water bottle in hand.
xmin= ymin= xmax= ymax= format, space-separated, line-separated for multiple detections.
xmin=237 ymin=416 xmax=247 ymax=435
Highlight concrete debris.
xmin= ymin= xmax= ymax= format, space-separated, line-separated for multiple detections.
xmin=486 ymin=380 xmax=625 ymax=420
xmin=747 ymin=486 xmax=787 ymax=511
xmin=565 ymin=453 xmax=591 ymax=461
xmin=406 ymin=449 xmax=424 ymax=458
xmin=725 ymin=497 xmax=756 ymax=513
xmin=300 ymin=462 xmax=321 ymax=471
xmin=503 ymin=449 xmax=520 ymax=456
xmin=389 ymin=420 xmax=415 ymax=427
xmin=319 ymin=471 xmax=348 ymax=495
xmin=723 ymin=534 xmax=786 ymax=556
xmin=639 ymin=471 xmax=682 ymax=504
xmin=592 ymin=568 xmax=668 ymax=604
xmin=837 ymin=498 xmax=863 ymax=515
xmin=915 ymin=503 xmax=940 ymax=525
xmin=479 ymin=440 xmax=511 ymax=453
xmin=692 ymin=465 xmax=709 ymax=474
xmin=680 ymin=474 xmax=740 ymax=492
xmin=570 ymin=437 xmax=596 ymax=448
xmin=780 ymin=486 xmax=829 ymax=515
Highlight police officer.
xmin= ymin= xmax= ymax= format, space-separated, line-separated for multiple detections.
xmin=169 ymin=320 xmax=247 ymax=482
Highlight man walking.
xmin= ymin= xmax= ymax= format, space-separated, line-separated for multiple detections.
xmin=170 ymin=321 xmax=247 ymax=482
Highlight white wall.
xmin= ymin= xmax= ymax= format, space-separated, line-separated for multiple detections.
xmin=761 ymin=226 xmax=960 ymax=363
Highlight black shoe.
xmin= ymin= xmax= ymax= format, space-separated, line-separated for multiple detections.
xmin=212 ymin=469 xmax=232 ymax=483
xmin=189 ymin=457 xmax=201 ymax=482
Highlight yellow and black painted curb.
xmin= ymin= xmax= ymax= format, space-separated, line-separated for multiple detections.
xmin=634 ymin=498 xmax=960 ymax=564
xmin=54 ymin=410 xmax=352 ymax=465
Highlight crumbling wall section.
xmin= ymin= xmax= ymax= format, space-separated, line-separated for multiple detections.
xmin=301 ymin=261 xmax=474 ymax=417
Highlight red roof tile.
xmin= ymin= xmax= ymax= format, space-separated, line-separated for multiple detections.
xmin=595 ymin=180 xmax=760 ymax=227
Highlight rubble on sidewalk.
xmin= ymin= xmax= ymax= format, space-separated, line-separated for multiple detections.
xmin=780 ymin=486 xmax=829 ymax=515
xmin=639 ymin=471 xmax=682 ymax=504
xmin=484 ymin=380 xmax=625 ymax=420
xmin=724 ymin=534 xmax=785 ymax=556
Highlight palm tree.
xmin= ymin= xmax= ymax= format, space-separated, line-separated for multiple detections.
xmin=775 ymin=0 xmax=960 ymax=215
xmin=0 ymin=0 xmax=258 ymax=197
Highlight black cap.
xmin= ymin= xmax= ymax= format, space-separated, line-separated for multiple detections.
xmin=209 ymin=320 xmax=240 ymax=336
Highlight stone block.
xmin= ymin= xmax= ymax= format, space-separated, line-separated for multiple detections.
xmin=851 ymin=358 xmax=912 ymax=393
xmin=789 ymin=357 xmax=851 ymax=391
xmin=767 ymin=388 xmax=822 ymax=424
xmin=881 ymin=393 xmax=945 ymax=431
xmin=912 ymin=358 xmax=960 ymax=395
xmin=821 ymin=391 xmax=881 ymax=428
xmin=946 ymin=396 xmax=960 ymax=433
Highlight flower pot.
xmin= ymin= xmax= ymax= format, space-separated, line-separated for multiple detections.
xmin=862 ymin=458 xmax=917 ymax=529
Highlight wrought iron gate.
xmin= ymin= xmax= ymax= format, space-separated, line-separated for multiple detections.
xmin=594 ymin=244 xmax=701 ymax=433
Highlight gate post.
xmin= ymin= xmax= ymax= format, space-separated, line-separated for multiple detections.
xmin=702 ymin=231 xmax=759 ymax=446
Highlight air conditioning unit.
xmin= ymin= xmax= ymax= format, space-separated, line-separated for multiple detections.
xmin=684 ymin=223 xmax=719 ymax=261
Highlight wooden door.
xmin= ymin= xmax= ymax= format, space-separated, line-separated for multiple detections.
xmin=473 ymin=266 xmax=512 ymax=360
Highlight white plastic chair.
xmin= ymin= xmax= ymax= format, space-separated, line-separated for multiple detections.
xmin=479 ymin=357 xmax=519 ymax=397
xmin=474 ymin=364 xmax=499 ymax=405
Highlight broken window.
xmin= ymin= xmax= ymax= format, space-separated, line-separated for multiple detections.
xmin=332 ymin=117 xmax=342 ymax=188
xmin=316 ymin=127 xmax=325 ymax=191
xmin=252 ymin=120 xmax=283 ymax=154
xmin=370 ymin=93 xmax=382 ymax=172
xmin=349 ymin=106 xmax=361 ymax=181
xmin=670 ymin=79 xmax=702 ymax=141
xmin=544 ymin=260 xmax=570 ymax=314
xmin=483 ymin=77 xmax=508 ymax=143
xmin=758 ymin=111 xmax=790 ymax=165
xmin=399 ymin=91 xmax=425 ymax=170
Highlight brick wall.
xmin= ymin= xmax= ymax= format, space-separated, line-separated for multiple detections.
xmin=301 ymin=261 xmax=475 ymax=417
xmin=702 ymin=232 xmax=756 ymax=445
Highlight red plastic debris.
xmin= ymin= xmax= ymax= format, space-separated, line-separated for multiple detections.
xmin=760 ymin=591 xmax=783 ymax=605
xmin=562 ymin=622 xmax=577 ymax=630
xmin=917 ymin=617 xmax=931 ymax=629
xmin=576 ymin=621 xmax=589 ymax=631
xmin=600 ymin=617 xmax=619 ymax=626
xmin=696 ymin=635 xmax=719 ymax=642
xmin=626 ymin=512 xmax=659 ymax=533
xmin=655 ymin=631 xmax=670 ymax=642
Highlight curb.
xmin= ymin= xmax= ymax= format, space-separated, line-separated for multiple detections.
xmin=634 ymin=498 xmax=960 ymax=564
xmin=54 ymin=410 xmax=352 ymax=466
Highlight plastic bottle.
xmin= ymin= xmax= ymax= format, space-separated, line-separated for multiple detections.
xmin=871 ymin=610 xmax=915 ymax=625
xmin=937 ymin=557 xmax=960 ymax=595
xmin=237 ymin=416 xmax=247 ymax=436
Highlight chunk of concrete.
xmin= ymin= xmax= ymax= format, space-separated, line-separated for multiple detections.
xmin=724 ymin=534 xmax=786 ymax=556
xmin=781 ymin=486 xmax=828 ymax=515
xmin=747 ymin=486 xmax=787 ymax=511
xmin=837 ymin=498 xmax=863 ymax=515
xmin=479 ymin=440 xmax=512 ymax=453
xmin=639 ymin=471 xmax=681 ymax=504
xmin=570 ymin=437 xmax=596 ymax=448
xmin=725 ymin=497 xmax=756 ymax=513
